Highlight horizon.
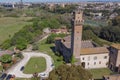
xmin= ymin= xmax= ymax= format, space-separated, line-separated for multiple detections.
xmin=0 ymin=0 xmax=120 ymax=3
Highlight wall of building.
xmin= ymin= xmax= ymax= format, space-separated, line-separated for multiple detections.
xmin=116 ymin=50 xmax=120 ymax=67
xmin=80 ymin=53 xmax=109 ymax=69
xmin=55 ymin=40 xmax=71 ymax=63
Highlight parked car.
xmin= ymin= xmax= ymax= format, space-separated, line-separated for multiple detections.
xmin=0 ymin=73 xmax=7 ymax=80
xmin=6 ymin=74 xmax=12 ymax=80
xmin=20 ymin=66 xmax=24 ymax=71
xmin=40 ymin=73 xmax=46 ymax=77
xmin=51 ymin=64 xmax=54 ymax=67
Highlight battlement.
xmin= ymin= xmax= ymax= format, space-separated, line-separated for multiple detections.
xmin=72 ymin=10 xmax=84 ymax=26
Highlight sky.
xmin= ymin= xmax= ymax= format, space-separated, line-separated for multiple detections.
xmin=0 ymin=0 xmax=119 ymax=3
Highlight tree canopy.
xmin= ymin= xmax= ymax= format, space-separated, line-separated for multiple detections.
xmin=0 ymin=54 xmax=12 ymax=63
xmin=47 ymin=64 xmax=92 ymax=80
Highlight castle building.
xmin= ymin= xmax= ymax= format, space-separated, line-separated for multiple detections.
xmin=55 ymin=10 xmax=119 ymax=69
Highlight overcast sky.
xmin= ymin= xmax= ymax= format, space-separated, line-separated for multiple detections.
xmin=0 ymin=0 xmax=119 ymax=3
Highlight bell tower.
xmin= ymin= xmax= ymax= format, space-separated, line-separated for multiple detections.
xmin=71 ymin=10 xmax=83 ymax=59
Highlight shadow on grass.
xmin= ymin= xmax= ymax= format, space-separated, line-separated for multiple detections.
xmin=50 ymin=46 xmax=64 ymax=62
xmin=50 ymin=46 xmax=61 ymax=56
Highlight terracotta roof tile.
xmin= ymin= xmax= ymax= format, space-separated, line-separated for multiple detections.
xmin=81 ymin=47 xmax=109 ymax=55
xmin=111 ymin=44 xmax=120 ymax=50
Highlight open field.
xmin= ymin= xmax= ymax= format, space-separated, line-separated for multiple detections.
xmin=23 ymin=57 xmax=46 ymax=74
xmin=0 ymin=17 xmax=32 ymax=44
xmin=89 ymin=68 xmax=112 ymax=79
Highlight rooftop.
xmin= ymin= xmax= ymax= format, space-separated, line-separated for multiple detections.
xmin=111 ymin=44 xmax=120 ymax=50
xmin=0 ymin=50 xmax=14 ymax=56
xmin=81 ymin=47 xmax=109 ymax=55
xmin=62 ymin=35 xmax=98 ymax=49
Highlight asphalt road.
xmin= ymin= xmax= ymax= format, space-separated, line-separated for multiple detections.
xmin=6 ymin=51 xmax=54 ymax=78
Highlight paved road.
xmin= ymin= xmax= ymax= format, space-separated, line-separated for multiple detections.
xmin=7 ymin=52 xmax=54 ymax=78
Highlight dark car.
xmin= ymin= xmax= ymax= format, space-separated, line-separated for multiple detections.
xmin=6 ymin=74 xmax=12 ymax=80
xmin=51 ymin=64 xmax=54 ymax=66
xmin=0 ymin=73 xmax=7 ymax=80
xmin=20 ymin=66 xmax=24 ymax=71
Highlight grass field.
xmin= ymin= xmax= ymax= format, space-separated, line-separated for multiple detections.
xmin=85 ymin=19 xmax=107 ymax=27
xmin=16 ymin=77 xmax=40 ymax=80
xmin=23 ymin=57 xmax=46 ymax=74
xmin=38 ymin=39 xmax=64 ymax=68
xmin=0 ymin=66 xmax=3 ymax=71
xmin=0 ymin=17 xmax=32 ymax=44
xmin=15 ymin=78 xmax=31 ymax=80
xmin=89 ymin=68 xmax=112 ymax=79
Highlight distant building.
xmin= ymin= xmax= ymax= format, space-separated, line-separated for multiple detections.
xmin=109 ymin=13 xmax=118 ymax=19
xmin=43 ymin=28 xmax=51 ymax=34
xmin=48 ymin=3 xmax=55 ymax=10
xmin=90 ymin=12 xmax=102 ymax=17
xmin=51 ymin=27 xmax=69 ymax=34
xmin=2 ymin=3 xmax=15 ymax=9
xmin=60 ymin=3 xmax=65 ymax=8
xmin=0 ymin=50 xmax=14 ymax=56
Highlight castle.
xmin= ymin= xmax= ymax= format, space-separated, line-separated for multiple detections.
xmin=55 ymin=10 xmax=120 ymax=71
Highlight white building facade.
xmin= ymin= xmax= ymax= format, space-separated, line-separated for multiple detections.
xmin=80 ymin=53 xmax=109 ymax=69
xmin=80 ymin=47 xmax=109 ymax=69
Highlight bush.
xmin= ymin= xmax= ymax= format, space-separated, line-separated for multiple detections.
xmin=46 ymin=34 xmax=66 ymax=44
xmin=0 ymin=39 xmax=11 ymax=50
xmin=47 ymin=64 xmax=92 ymax=80
xmin=0 ymin=54 xmax=12 ymax=63
xmin=32 ymin=44 xmax=39 ymax=51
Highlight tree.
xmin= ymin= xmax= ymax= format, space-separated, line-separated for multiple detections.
xmin=32 ymin=43 xmax=39 ymax=51
xmin=16 ymin=38 xmax=28 ymax=50
xmin=46 ymin=34 xmax=66 ymax=44
xmin=47 ymin=64 xmax=92 ymax=80
xmin=0 ymin=54 xmax=12 ymax=63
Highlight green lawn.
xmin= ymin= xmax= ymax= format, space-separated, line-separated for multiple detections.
xmin=23 ymin=57 xmax=46 ymax=74
xmin=15 ymin=78 xmax=31 ymax=80
xmin=16 ymin=77 xmax=40 ymax=80
xmin=89 ymin=68 xmax=112 ymax=79
xmin=0 ymin=17 xmax=32 ymax=44
xmin=37 ymin=39 xmax=64 ymax=68
xmin=0 ymin=66 xmax=3 ymax=71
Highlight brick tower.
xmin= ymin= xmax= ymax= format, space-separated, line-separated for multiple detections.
xmin=71 ymin=10 xmax=83 ymax=60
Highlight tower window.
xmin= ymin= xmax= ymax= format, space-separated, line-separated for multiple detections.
xmin=88 ymin=63 xmax=89 ymax=65
xmin=104 ymin=56 xmax=107 ymax=59
xmin=94 ymin=62 xmax=96 ymax=65
xmin=82 ymin=57 xmax=84 ymax=60
xmin=99 ymin=61 xmax=101 ymax=64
